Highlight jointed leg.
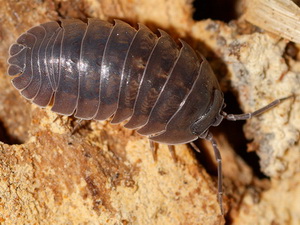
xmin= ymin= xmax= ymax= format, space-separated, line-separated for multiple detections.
xmin=168 ymin=145 xmax=177 ymax=162
xmin=71 ymin=119 xmax=83 ymax=134
xmin=205 ymin=132 xmax=224 ymax=215
xmin=189 ymin=142 xmax=201 ymax=153
xmin=149 ymin=140 xmax=157 ymax=161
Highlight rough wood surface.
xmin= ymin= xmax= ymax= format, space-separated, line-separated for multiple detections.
xmin=0 ymin=0 xmax=299 ymax=224
xmin=244 ymin=0 xmax=300 ymax=43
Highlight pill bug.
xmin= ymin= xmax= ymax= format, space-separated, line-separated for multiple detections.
xmin=7 ymin=18 xmax=291 ymax=215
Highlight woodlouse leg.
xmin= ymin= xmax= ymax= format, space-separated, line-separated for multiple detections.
xmin=71 ymin=119 xmax=83 ymax=134
xmin=53 ymin=115 xmax=64 ymax=123
xmin=149 ymin=140 xmax=158 ymax=161
xmin=189 ymin=142 xmax=201 ymax=153
xmin=168 ymin=145 xmax=177 ymax=162
xmin=205 ymin=132 xmax=224 ymax=215
xmin=223 ymin=95 xmax=294 ymax=121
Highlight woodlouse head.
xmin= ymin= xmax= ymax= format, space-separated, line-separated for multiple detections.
xmin=190 ymin=89 xmax=225 ymax=137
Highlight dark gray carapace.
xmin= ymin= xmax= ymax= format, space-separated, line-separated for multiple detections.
xmin=7 ymin=18 xmax=224 ymax=145
xmin=7 ymin=18 xmax=291 ymax=215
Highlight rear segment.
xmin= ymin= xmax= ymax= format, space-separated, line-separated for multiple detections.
xmin=7 ymin=21 xmax=61 ymax=107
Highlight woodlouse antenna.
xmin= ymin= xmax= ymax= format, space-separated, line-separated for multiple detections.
xmin=205 ymin=95 xmax=294 ymax=215
xmin=222 ymin=95 xmax=294 ymax=121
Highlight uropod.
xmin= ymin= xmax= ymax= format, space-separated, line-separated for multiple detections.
xmin=7 ymin=18 xmax=291 ymax=215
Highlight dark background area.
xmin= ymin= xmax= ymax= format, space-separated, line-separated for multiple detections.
xmin=193 ymin=0 xmax=239 ymax=22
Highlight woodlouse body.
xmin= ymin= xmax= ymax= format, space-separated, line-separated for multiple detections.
xmin=7 ymin=18 xmax=290 ymax=215
xmin=7 ymin=18 xmax=224 ymax=145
